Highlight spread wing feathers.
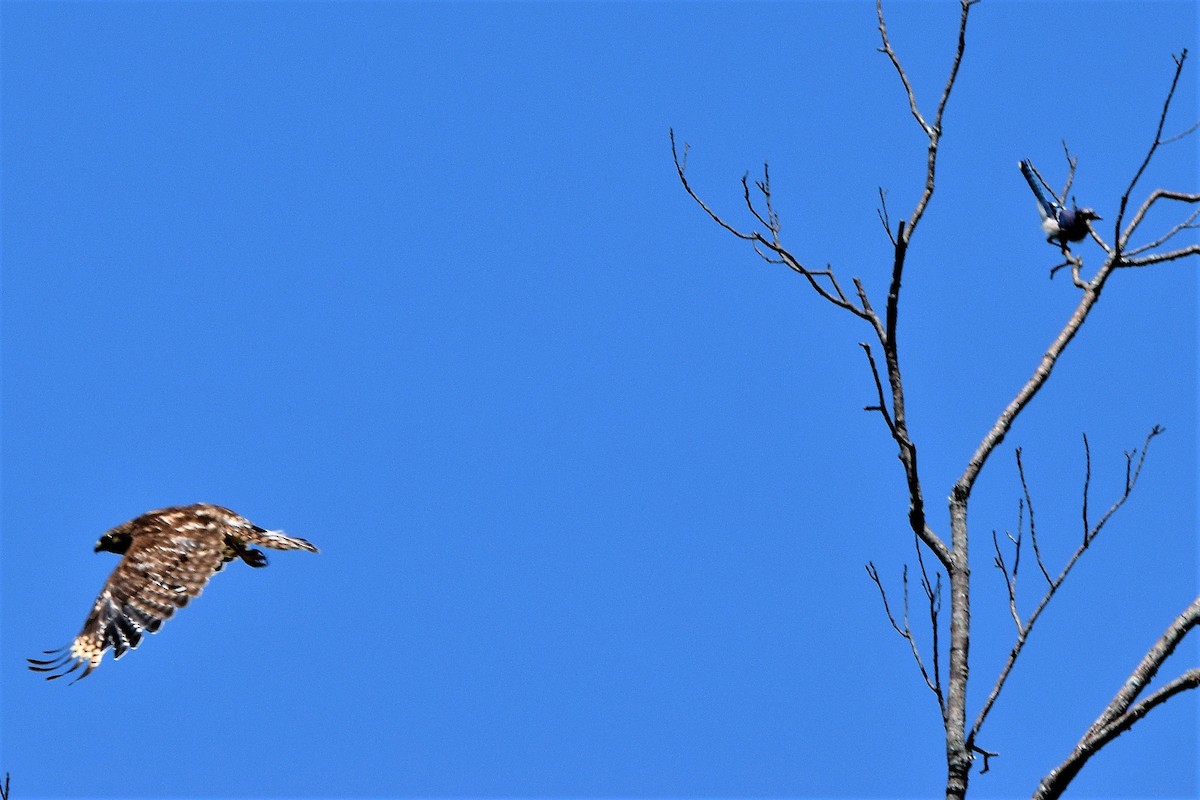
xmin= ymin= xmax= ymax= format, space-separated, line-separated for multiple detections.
xmin=28 ymin=503 xmax=318 ymax=683
xmin=29 ymin=531 xmax=226 ymax=682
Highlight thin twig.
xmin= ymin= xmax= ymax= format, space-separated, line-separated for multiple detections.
xmin=1081 ymin=433 xmax=1092 ymax=543
xmin=991 ymin=528 xmax=1021 ymax=634
xmin=671 ymin=129 xmax=760 ymax=243
xmin=1116 ymin=49 xmax=1191 ymax=250
xmin=1086 ymin=426 xmax=1163 ymax=545
xmin=1047 ymin=257 xmax=1091 ymax=289
xmin=969 ymin=429 xmax=1164 ymax=748
xmin=876 ymin=2 xmax=932 ymax=138
xmin=867 ymin=563 xmax=945 ymax=714
xmin=913 ymin=532 xmax=944 ymax=711
xmin=1057 ymin=142 xmax=1079 ymax=206
xmin=1119 ymin=189 xmax=1200 ymax=250
xmin=877 ymin=187 xmax=896 ymax=245
xmin=875 ymin=0 xmax=978 ymax=240
xmin=859 ymin=342 xmax=896 ymax=434
xmin=671 ymin=129 xmax=882 ymax=324
xmin=1160 ymin=118 xmax=1200 ymax=145
xmin=970 ymin=744 xmax=1000 ymax=774
xmin=1015 ymin=449 xmax=1051 ymax=586
xmin=1118 ymin=243 xmax=1200 ymax=267
xmin=1124 ymin=207 xmax=1200 ymax=256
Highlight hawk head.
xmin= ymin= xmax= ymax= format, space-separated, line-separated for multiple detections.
xmin=95 ymin=530 xmax=133 ymax=554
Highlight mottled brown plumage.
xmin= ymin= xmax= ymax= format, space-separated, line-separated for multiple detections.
xmin=29 ymin=504 xmax=318 ymax=682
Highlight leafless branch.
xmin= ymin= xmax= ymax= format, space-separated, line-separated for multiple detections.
xmin=741 ymin=167 xmax=780 ymax=243
xmin=1116 ymin=49 xmax=1191 ymax=246
xmin=1046 ymin=250 xmax=1088 ymax=285
xmin=671 ymin=129 xmax=887 ymax=325
xmin=1116 ymin=242 xmax=1200 ymax=267
xmin=1080 ymin=434 xmax=1092 ymax=543
xmin=1088 ymin=595 xmax=1200 ymax=740
xmin=913 ymin=532 xmax=944 ymax=710
xmin=671 ymin=121 xmax=953 ymax=569
xmin=970 ymin=743 xmax=999 ymax=774
xmin=876 ymin=3 xmax=931 ymax=137
xmin=675 ymin=0 xmax=978 ymax=587
xmin=959 ymin=280 xmax=1092 ymax=493
xmin=1034 ymin=598 xmax=1200 ymax=800
xmin=991 ymin=527 xmax=1020 ymax=633
xmin=1120 ymin=189 xmax=1200 ymax=248
xmin=671 ymin=129 xmax=760 ymax=243
xmin=874 ymin=5 xmax=979 ymax=792
xmin=968 ymin=429 xmax=1164 ymax=749
xmin=1160 ymin=118 xmax=1200 ymax=145
xmin=875 ymin=0 xmax=978 ymax=240
xmin=851 ymin=277 xmax=874 ymax=315
xmin=859 ymin=342 xmax=896 ymax=434
xmin=1123 ymin=206 xmax=1200 ymax=256
xmin=1057 ymin=142 xmax=1078 ymax=203
xmin=962 ymin=52 xmax=1197 ymax=497
xmin=676 ymin=12 xmax=1190 ymax=798
xmin=1090 ymin=667 xmax=1200 ymax=748
xmin=0 ymin=773 xmax=9 ymax=800
xmin=1016 ymin=448 xmax=1051 ymax=586
xmin=1086 ymin=426 xmax=1163 ymax=545
xmin=876 ymin=188 xmax=896 ymax=245
xmin=867 ymin=562 xmax=946 ymax=715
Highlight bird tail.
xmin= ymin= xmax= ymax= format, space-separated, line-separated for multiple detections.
xmin=1018 ymin=159 xmax=1056 ymax=220
xmin=245 ymin=526 xmax=320 ymax=553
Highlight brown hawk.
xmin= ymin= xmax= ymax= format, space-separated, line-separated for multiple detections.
xmin=28 ymin=503 xmax=318 ymax=682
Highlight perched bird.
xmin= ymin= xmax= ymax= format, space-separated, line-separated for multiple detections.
xmin=28 ymin=503 xmax=318 ymax=682
xmin=1018 ymin=159 xmax=1101 ymax=248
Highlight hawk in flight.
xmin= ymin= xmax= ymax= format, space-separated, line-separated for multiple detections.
xmin=29 ymin=503 xmax=318 ymax=682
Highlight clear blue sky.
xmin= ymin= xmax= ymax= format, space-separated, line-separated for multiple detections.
xmin=2 ymin=2 xmax=1196 ymax=798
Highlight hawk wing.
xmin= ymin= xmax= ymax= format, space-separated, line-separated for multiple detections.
xmin=29 ymin=530 xmax=225 ymax=682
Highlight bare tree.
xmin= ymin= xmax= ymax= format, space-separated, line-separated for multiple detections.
xmin=671 ymin=2 xmax=1198 ymax=798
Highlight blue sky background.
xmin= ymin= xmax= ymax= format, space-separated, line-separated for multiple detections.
xmin=2 ymin=2 xmax=1197 ymax=798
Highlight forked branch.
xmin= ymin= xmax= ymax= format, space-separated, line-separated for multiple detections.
xmin=670 ymin=129 xmax=878 ymax=326
xmin=876 ymin=0 xmax=979 ymax=240
xmin=1034 ymin=597 xmax=1200 ymax=800
xmin=867 ymin=561 xmax=946 ymax=716
xmin=1116 ymin=49 xmax=1194 ymax=244
xmin=969 ymin=428 xmax=1164 ymax=753
xmin=1110 ymin=49 xmax=1200 ymax=267
xmin=961 ymin=51 xmax=1197 ymax=497
xmin=670 ymin=124 xmax=952 ymax=569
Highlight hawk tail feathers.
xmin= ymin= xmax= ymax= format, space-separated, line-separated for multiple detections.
xmin=246 ymin=526 xmax=319 ymax=553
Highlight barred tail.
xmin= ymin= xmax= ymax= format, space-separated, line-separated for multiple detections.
xmin=246 ymin=526 xmax=319 ymax=553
